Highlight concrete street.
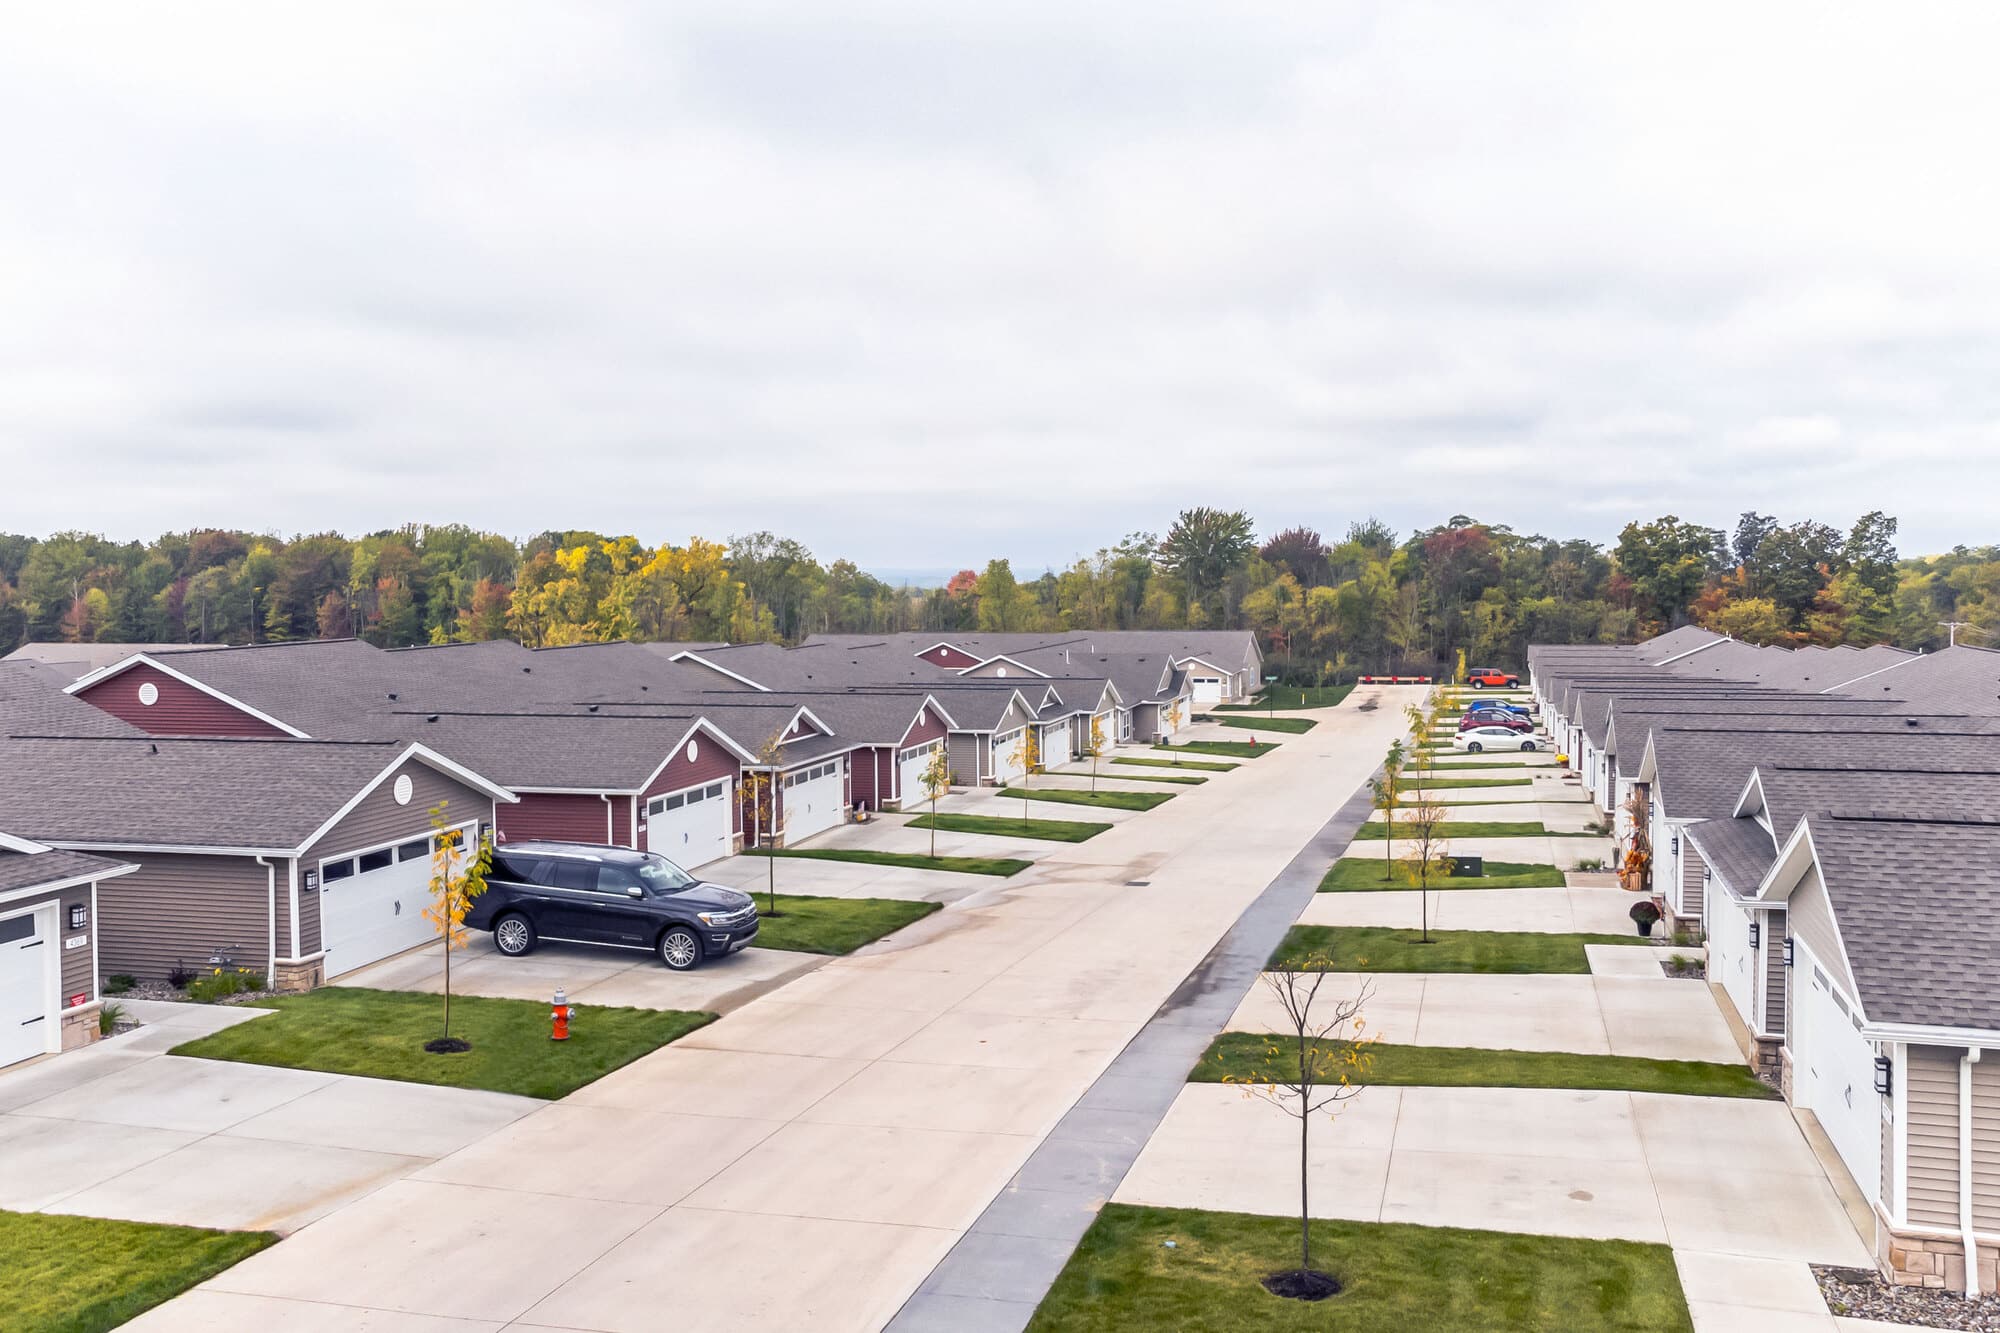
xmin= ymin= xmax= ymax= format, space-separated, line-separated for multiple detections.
xmin=125 ymin=690 xmax=1424 ymax=1331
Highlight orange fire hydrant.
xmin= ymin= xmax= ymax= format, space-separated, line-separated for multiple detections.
xmin=551 ymin=987 xmax=572 ymax=1042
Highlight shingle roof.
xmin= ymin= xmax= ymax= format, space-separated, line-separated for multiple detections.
xmin=1829 ymin=644 xmax=2000 ymax=715
xmin=1752 ymin=764 xmax=2000 ymax=844
xmin=0 ymin=661 xmax=145 ymax=738
xmin=0 ymin=844 xmax=134 ymax=894
xmin=1683 ymin=818 xmax=1778 ymax=897
xmin=1649 ymin=723 xmax=2000 ymax=821
xmin=1804 ymin=813 xmax=2000 ymax=1029
xmin=1633 ymin=626 xmax=1725 ymax=664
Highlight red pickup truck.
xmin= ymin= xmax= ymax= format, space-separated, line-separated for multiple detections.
xmin=1467 ymin=667 xmax=1521 ymax=689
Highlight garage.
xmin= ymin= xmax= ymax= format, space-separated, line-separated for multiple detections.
xmin=0 ymin=905 xmax=54 ymax=1068
xmin=992 ymin=728 xmax=1026 ymax=785
xmin=1040 ymin=720 xmax=1072 ymax=765
xmin=644 ymin=778 xmax=732 ymax=869
xmin=782 ymin=760 xmax=844 ymax=844
xmin=1192 ymin=674 xmax=1225 ymax=704
xmin=319 ymin=826 xmax=472 ymax=979
xmin=1707 ymin=890 xmax=1757 ymax=1032
xmin=898 ymin=739 xmax=943 ymax=806
xmin=1795 ymin=942 xmax=1882 ymax=1204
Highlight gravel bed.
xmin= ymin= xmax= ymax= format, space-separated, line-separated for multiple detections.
xmin=105 ymin=980 xmax=282 ymax=1006
xmin=1659 ymin=957 xmax=1707 ymax=980
xmin=1815 ymin=1264 xmax=2000 ymax=1330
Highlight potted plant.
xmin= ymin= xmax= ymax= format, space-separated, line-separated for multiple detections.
xmin=1629 ymin=899 xmax=1661 ymax=938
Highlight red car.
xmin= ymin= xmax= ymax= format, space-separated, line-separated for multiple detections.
xmin=1459 ymin=712 xmax=1531 ymax=733
xmin=1467 ymin=667 xmax=1520 ymax=688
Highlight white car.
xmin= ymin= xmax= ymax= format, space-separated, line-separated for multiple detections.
xmin=1453 ymin=725 xmax=1545 ymax=753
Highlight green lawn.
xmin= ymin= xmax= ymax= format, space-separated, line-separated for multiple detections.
xmin=1088 ymin=771 xmax=1206 ymax=785
xmin=907 ymin=812 xmax=1113 ymax=842
xmin=1213 ymin=715 xmax=1317 ymax=734
xmin=1028 ymin=1204 xmax=1693 ymax=1333
xmin=1270 ymin=925 xmax=1647 ymax=974
xmin=1194 ymin=1036 xmax=1776 ymax=1100
xmin=1353 ymin=820 xmax=1587 ymax=840
xmin=1158 ymin=740 xmax=1275 ymax=759
xmin=1424 ymin=761 xmax=1537 ymax=771
xmin=171 ymin=989 xmax=714 ymax=1099
xmin=1 ymin=1210 xmax=278 ymax=1333
xmin=1318 ymin=857 xmax=1567 ymax=892
xmin=1213 ymin=683 xmax=1356 ymax=711
xmin=745 ymin=846 xmax=1029 ymax=876
xmin=1115 ymin=756 xmax=1238 ymax=772
xmin=752 ymin=893 xmax=942 ymax=954
xmin=1402 ymin=776 xmax=1533 ymax=790
xmin=1000 ymin=786 xmax=1176 ymax=811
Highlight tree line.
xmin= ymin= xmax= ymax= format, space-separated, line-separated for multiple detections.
xmin=2 ymin=507 xmax=1993 ymax=675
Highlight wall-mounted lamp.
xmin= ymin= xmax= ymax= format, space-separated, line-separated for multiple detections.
xmin=1874 ymin=1055 xmax=1893 ymax=1097
xmin=68 ymin=903 xmax=87 ymax=930
xmin=1783 ymin=937 xmax=1794 ymax=968
xmin=1748 ymin=920 xmax=1760 ymax=949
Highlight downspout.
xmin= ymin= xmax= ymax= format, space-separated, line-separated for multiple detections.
xmin=256 ymin=856 xmax=276 ymax=981
xmin=602 ymin=794 xmax=615 ymax=844
xmin=1963 ymin=1047 xmax=1983 ymax=1297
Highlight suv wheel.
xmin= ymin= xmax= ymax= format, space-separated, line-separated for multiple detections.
xmin=1466 ymin=741 xmax=1483 ymax=753
xmin=1472 ymin=680 xmax=1486 ymax=689
xmin=494 ymin=913 xmax=537 ymax=957
xmin=659 ymin=925 xmax=704 ymax=971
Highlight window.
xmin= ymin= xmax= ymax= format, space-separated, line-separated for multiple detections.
xmin=664 ymin=793 xmax=685 ymax=810
xmin=395 ymin=838 xmax=429 ymax=863
xmin=595 ymin=866 xmax=643 ymax=896
xmin=0 ymin=915 xmax=35 ymax=945
xmin=490 ymin=855 xmax=548 ymax=883
xmin=322 ymin=858 xmax=356 ymax=883
xmin=357 ymin=848 xmax=393 ymax=874
xmin=549 ymin=860 xmax=595 ymax=892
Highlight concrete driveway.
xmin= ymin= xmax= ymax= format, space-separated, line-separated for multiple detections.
xmin=0 ymin=1000 xmax=536 ymax=1235
xmin=132 ymin=687 xmax=1425 ymax=1331
xmin=1116 ymin=1083 xmax=1870 ymax=1265
xmin=1339 ymin=831 xmax=1617 ymax=869
xmin=1365 ymin=799 xmax=1607 ymax=832
xmin=1298 ymin=883 xmax=1650 ymax=935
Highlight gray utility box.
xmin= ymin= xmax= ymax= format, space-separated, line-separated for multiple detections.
xmin=1450 ymin=855 xmax=1484 ymax=877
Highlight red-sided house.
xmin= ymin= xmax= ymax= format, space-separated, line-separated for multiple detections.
xmin=916 ymin=642 xmax=984 ymax=670
xmin=67 ymin=656 xmax=306 ymax=738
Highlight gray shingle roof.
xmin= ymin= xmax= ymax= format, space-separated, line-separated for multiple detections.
xmin=1683 ymin=818 xmax=1778 ymax=897
xmin=1804 ymin=813 xmax=2000 ymax=1029
xmin=1649 ymin=724 xmax=2000 ymax=822
xmin=0 ymin=661 xmax=145 ymax=738
xmin=0 ymin=844 xmax=134 ymax=894
xmin=1829 ymin=644 xmax=2000 ymax=715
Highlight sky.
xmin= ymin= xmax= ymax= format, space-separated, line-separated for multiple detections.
xmin=3 ymin=2 xmax=1998 ymax=572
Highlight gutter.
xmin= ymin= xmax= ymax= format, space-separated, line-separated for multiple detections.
xmin=1964 ymin=1047 xmax=1984 ymax=1297
xmin=255 ymin=855 xmax=277 ymax=981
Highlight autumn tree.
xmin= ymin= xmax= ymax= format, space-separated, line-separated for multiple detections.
xmin=1009 ymin=727 xmax=1043 ymax=820
xmin=919 ymin=744 xmax=952 ymax=859
xmin=1367 ymin=739 xmax=1407 ymax=885
xmin=421 ymin=803 xmax=492 ymax=1053
xmin=1083 ymin=714 xmax=1108 ymax=793
xmin=737 ymin=729 xmax=790 ymax=915
xmin=1217 ymin=961 xmax=1375 ymax=1298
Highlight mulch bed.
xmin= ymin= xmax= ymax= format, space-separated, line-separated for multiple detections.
xmin=112 ymin=980 xmax=282 ymax=1006
xmin=1815 ymin=1264 xmax=2000 ymax=1330
xmin=1659 ymin=958 xmax=1707 ymax=981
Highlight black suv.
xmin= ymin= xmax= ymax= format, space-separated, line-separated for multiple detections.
xmin=468 ymin=841 xmax=758 ymax=971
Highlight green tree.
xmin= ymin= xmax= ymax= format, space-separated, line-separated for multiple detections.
xmin=1614 ymin=516 xmax=1724 ymax=628
xmin=1158 ymin=508 xmax=1256 ymax=626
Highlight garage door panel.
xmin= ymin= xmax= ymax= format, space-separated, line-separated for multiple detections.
xmin=1192 ymin=676 xmax=1224 ymax=703
xmin=784 ymin=763 xmax=844 ymax=844
xmin=0 ymin=910 xmax=54 ymax=1068
xmin=1798 ymin=943 xmax=1882 ymax=1205
xmin=320 ymin=834 xmax=452 ymax=979
xmin=899 ymin=740 xmax=943 ymax=808
xmin=646 ymin=780 xmax=732 ymax=870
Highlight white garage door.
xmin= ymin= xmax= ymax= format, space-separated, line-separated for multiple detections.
xmin=645 ymin=779 xmax=732 ymax=869
xmin=1192 ymin=675 xmax=1224 ymax=703
xmin=0 ymin=907 xmax=55 ymax=1068
xmin=1041 ymin=721 xmax=1071 ymax=765
xmin=320 ymin=828 xmax=469 ymax=979
xmin=1708 ymin=891 xmax=1757 ymax=1033
xmin=992 ymin=729 xmax=1026 ymax=785
xmin=783 ymin=760 xmax=844 ymax=844
xmin=1796 ymin=945 xmax=1882 ymax=1204
xmin=898 ymin=739 xmax=943 ymax=807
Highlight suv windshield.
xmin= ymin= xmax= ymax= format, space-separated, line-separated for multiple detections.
xmin=635 ymin=854 xmax=698 ymax=894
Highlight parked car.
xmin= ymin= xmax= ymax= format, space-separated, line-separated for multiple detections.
xmin=1467 ymin=700 xmax=1531 ymax=718
xmin=1467 ymin=667 xmax=1521 ymax=688
xmin=467 ymin=841 xmax=758 ymax=971
xmin=1454 ymin=726 xmax=1545 ymax=753
xmin=1459 ymin=711 xmax=1532 ymax=733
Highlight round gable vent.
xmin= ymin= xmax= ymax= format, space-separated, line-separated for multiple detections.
xmin=393 ymin=774 xmax=414 ymax=806
xmin=137 ymin=681 xmax=160 ymax=707
xmin=687 ymin=739 xmax=700 ymax=762
xmin=996 ymin=667 xmax=1008 ymax=677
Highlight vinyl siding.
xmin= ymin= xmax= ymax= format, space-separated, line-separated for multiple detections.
xmin=1763 ymin=911 xmax=1788 ymax=1034
xmin=642 ymin=735 xmax=743 ymax=835
xmin=946 ymin=733 xmax=979 ymax=786
xmin=75 ymin=664 xmax=292 ymax=738
xmin=1975 ymin=1057 xmax=2000 ymax=1233
xmin=498 ymin=793 xmax=614 ymax=845
xmin=96 ymin=853 xmax=272 ymax=982
xmin=309 ymin=761 xmax=494 ymax=862
xmin=1682 ymin=842 xmax=1707 ymax=919
xmin=851 ymin=747 xmax=886 ymax=810
xmin=900 ymin=705 xmax=949 ymax=747
xmin=920 ymin=645 xmax=979 ymax=668
xmin=1787 ymin=867 xmax=1857 ymax=998
xmin=1907 ymin=1045 xmax=1963 ymax=1229
xmin=4 ymin=885 xmax=95 ymax=1002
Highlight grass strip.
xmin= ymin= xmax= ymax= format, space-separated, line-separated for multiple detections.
xmin=1213 ymin=715 xmax=1317 ymax=734
xmin=751 ymin=892 xmax=941 ymax=954
xmin=1270 ymin=924 xmax=1648 ymax=974
xmin=906 ymin=812 xmax=1112 ymax=843
xmin=1115 ymin=756 xmax=1238 ymax=772
xmin=1214 ymin=683 xmax=1356 ymax=710
xmin=999 ymin=786 xmax=1175 ymax=811
xmin=1027 ymin=1204 xmax=1694 ymax=1332
xmin=171 ymin=989 xmax=714 ymax=1099
xmin=745 ymin=846 xmax=1029 ymax=876
xmin=1401 ymin=777 xmax=1533 ymax=790
xmin=1194 ymin=1035 xmax=1776 ymax=1100
xmin=1157 ymin=740 xmax=1276 ymax=759
xmin=1317 ymin=857 xmax=1566 ymax=892
xmin=0 ymin=1210 xmax=279 ymax=1333
xmin=1353 ymin=820 xmax=1584 ymax=840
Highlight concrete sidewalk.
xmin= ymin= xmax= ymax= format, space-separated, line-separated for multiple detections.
xmin=134 ymin=687 xmax=1423 ymax=1331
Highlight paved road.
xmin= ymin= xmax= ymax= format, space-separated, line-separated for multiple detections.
xmin=124 ymin=688 xmax=1420 ymax=1332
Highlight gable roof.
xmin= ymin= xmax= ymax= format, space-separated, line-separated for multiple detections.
xmin=0 ymin=844 xmax=137 ymax=897
xmin=1682 ymin=817 xmax=1778 ymax=898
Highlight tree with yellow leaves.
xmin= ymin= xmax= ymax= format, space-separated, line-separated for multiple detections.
xmin=1217 ymin=958 xmax=1375 ymax=1297
xmin=1083 ymin=714 xmax=1108 ymax=793
xmin=1009 ymin=727 xmax=1043 ymax=820
xmin=421 ymin=803 xmax=492 ymax=1054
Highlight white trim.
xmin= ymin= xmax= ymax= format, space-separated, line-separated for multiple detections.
xmin=1818 ymin=652 xmax=1921 ymax=695
xmin=288 ymin=858 xmax=300 ymax=958
xmin=915 ymin=641 xmax=975 ymax=662
xmin=1893 ymin=1040 xmax=1909 ymax=1226
xmin=46 ymin=839 xmax=295 ymax=857
xmin=295 ymin=743 xmax=519 ymax=857
xmin=0 ymin=862 xmax=140 ymax=909
xmin=62 ymin=653 xmax=313 ymax=738
xmin=630 ymin=718 xmax=760 ymax=796
xmin=1656 ymin=636 xmax=1729 ymax=666
xmin=956 ymin=653 xmax=1050 ymax=679
xmin=257 ymin=855 xmax=277 ymax=982
xmin=0 ymin=833 xmax=51 ymax=854
xmin=664 ymin=651 xmax=772 ymax=692
xmin=316 ymin=822 xmax=476 ymax=873
xmin=89 ymin=879 xmax=100 ymax=1006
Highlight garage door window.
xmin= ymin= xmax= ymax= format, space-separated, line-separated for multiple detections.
xmin=0 ymin=915 xmax=33 ymax=945
xmin=898 ymin=739 xmax=942 ymax=765
xmin=648 ymin=780 xmax=726 ymax=819
xmin=782 ymin=762 xmax=838 ymax=788
xmin=357 ymin=848 xmax=394 ymax=874
xmin=322 ymin=859 xmax=356 ymax=883
xmin=395 ymin=838 xmax=429 ymax=863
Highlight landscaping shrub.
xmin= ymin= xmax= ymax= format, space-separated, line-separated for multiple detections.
xmin=102 ymin=974 xmax=136 ymax=995
xmin=185 ymin=969 xmax=265 ymax=1003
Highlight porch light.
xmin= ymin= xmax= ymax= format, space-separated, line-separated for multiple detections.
xmin=1748 ymin=920 xmax=1760 ymax=949
xmin=1784 ymin=937 xmax=1794 ymax=968
xmin=1874 ymin=1055 xmax=1893 ymax=1097
xmin=1703 ymin=867 xmax=1712 ymax=885
xmin=1670 ymin=833 xmax=1679 ymax=855
xmin=68 ymin=903 xmax=87 ymax=930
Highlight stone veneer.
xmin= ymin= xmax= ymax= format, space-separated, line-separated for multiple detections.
xmin=59 ymin=1001 xmax=101 ymax=1052
xmin=272 ymin=954 xmax=326 ymax=992
xmin=1876 ymin=1219 xmax=2000 ymax=1293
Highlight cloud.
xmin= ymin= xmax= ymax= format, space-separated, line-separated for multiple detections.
xmin=0 ymin=1 xmax=1995 ymax=567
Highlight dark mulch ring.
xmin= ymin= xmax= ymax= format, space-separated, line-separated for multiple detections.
xmin=423 ymin=1037 xmax=472 ymax=1054
xmin=1814 ymin=1264 xmax=2000 ymax=1331
xmin=1261 ymin=1269 xmax=1343 ymax=1301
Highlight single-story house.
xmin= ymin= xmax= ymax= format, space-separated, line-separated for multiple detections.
xmin=0 ymin=834 xmax=136 ymax=1068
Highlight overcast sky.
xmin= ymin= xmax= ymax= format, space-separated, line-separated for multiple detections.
xmin=3 ymin=3 xmax=1997 ymax=573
